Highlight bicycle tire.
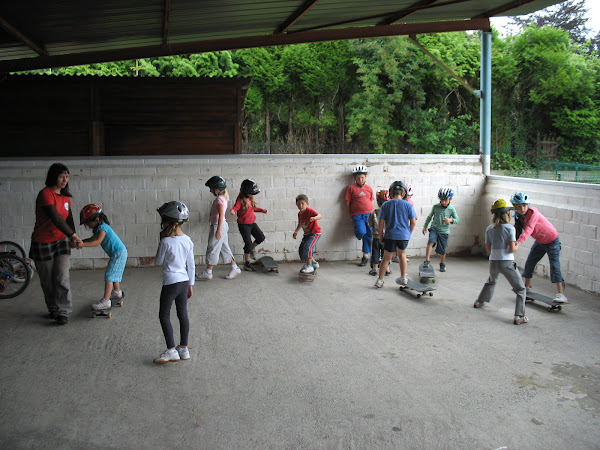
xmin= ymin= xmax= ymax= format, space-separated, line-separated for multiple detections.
xmin=0 ymin=254 xmax=31 ymax=299
xmin=0 ymin=241 xmax=26 ymax=258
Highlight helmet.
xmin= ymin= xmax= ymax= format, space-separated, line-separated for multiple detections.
xmin=406 ymin=184 xmax=413 ymax=196
xmin=510 ymin=192 xmax=529 ymax=205
xmin=240 ymin=179 xmax=260 ymax=196
xmin=352 ymin=165 xmax=368 ymax=175
xmin=389 ymin=180 xmax=407 ymax=195
xmin=157 ymin=201 xmax=190 ymax=224
xmin=205 ymin=176 xmax=227 ymax=190
xmin=490 ymin=198 xmax=513 ymax=214
xmin=376 ymin=189 xmax=390 ymax=202
xmin=438 ymin=187 xmax=454 ymax=201
xmin=80 ymin=203 xmax=102 ymax=225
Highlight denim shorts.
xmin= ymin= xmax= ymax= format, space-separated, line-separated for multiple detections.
xmin=428 ymin=229 xmax=448 ymax=255
xmin=383 ymin=239 xmax=408 ymax=252
xmin=522 ymin=237 xmax=563 ymax=283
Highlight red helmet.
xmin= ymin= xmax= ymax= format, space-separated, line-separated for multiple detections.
xmin=376 ymin=189 xmax=390 ymax=202
xmin=80 ymin=203 xmax=102 ymax=225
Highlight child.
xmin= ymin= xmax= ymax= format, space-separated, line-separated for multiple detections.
xmin=374 ymin=181 xmax=417 ymax=288
xmin=405 ymin=184 xmax=418 ymax=220
xmin=511 ymin=192 xmax=567 ymax=303
xmin=78 ymin=203 xmax=127 ymax=310
xmin=345 ymin=165 xmax=374 ymax=266
xmin=368 ymin=189 xmax=391 ymax=276
xmin=230 ymin=179 xmax=268 ymax=272
xmin=154 ymin=201 xmax=195 ymax=364
xmin=474 ymin=199 xmax=527 ymax=325
xmin=293 ymin=194 xmax=322 ymax=274
xmin=196 ymin=176 xmax=241 ymax=280
xmin=422 ymin=187 xmax=459 ymax=272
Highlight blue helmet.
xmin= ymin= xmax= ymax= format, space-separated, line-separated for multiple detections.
xmin=510 ymin=192 xmax=529 ymax=205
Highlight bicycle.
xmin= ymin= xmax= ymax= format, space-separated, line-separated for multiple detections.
xmin=0 ymin=241 xmax=33 ymax=299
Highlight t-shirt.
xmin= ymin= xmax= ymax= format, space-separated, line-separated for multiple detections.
xmin=96 ymin=223 xmax=127 ymax=257
xmin=379 ymin=199 xmax=416 ymax=240
xmin=345 ymin=184 xmax=374 ymax=216
xmin=31 ymin=187 xmax=72 ymax=243
xmin=231 ymin=197 xmax=267 ymax=224
xmin=155 ymin=235 xmax=195 ymax=286
xmin=209 ymin=195 xmax=227 ymax=224
xmin=486 ymin=223 xmax=516 ymax=261
xmin=298 ymin=207 xmax=321 ymax=234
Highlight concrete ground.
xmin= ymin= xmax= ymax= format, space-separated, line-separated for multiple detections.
xmin=1 ymin=257 xmax=599 ymax=449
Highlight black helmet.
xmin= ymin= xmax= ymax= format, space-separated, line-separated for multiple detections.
xmin=157 ymin=201 xmax=190 ymax=224
xmin=389 ymin=180 xmax=407 ymax=195
xmin=240 ymin=179 xmax=260 ymax=196
xmin=205 ymin=176 xmax=226 ymax=190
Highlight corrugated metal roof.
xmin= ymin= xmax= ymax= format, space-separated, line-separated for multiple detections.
xmin=0 ymin=0 xmax=562 ymax=72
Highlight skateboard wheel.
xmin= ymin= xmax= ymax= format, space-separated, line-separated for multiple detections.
xmin=107 ymin=313 xmax=112 ymax=318
xmin=432 ymin=279 xmax=435 ymax=284
xmin=429 ymin=292 xmax=433 ymax=296
xmin=416 ymin=294 xmax=421 ymax=298
xmin=117 ymin=301 xmax=124 ymax=307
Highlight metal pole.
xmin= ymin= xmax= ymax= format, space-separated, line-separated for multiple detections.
xmin=480 ymin=32 xmax=492 ymax=176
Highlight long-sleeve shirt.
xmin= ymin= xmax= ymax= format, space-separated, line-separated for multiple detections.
xmin=230 ymin=198 xmax=267 ymax=224
xmin=155 ymin=235 xmax=195 ymax=286
xmin=423 ymin=204 xmax=459 ymax=234
xmin=516 ymin=206 xmax=558 ymax=245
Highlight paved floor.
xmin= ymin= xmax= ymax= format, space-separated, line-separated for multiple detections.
xmin=1 ymin=257 xmax=599 ymax=449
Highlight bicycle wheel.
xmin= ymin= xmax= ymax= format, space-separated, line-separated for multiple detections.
xmin=0 ymin=241 xmax=26 ymax=258
xmin=0 ymin=254 xmax=31 ymax=299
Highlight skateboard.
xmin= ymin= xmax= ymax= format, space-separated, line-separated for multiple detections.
xmin=91 ymin=308 xmax=112 ymax=318
xmin=251 ymin=256 xmax=279 ymax=273
xmin=526 ymin=290 xmax=568 ymax=311
xmin=419 ymin=263 xmax=435 ymax=283
xmin=396 ymin=278 xmax=435 ymax=298
xmin=299 ymin=267 xmax=317 ymax=282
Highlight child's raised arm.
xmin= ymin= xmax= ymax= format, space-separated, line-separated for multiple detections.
xmin=80 ymin=230 xmax=106 ymax=248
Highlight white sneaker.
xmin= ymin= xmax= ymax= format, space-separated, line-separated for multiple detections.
xmin=110 ymin=290 xmax=123 ymax=300
xmin=176 ymin=345 xmax=190 ymax=360
xmin=91 ymin=298 xmax=111 ymax=310
xmin=374 ymin=279 xmax=384 ymax=288
xmin=196 ymin=270 xmax=213 ymax=280
xmin=300 ymin=264 xmax=315 ymax=274
xmin=153 ymin=349 xmax=180 ymax=364
xmin=399 ymin=276 xmax=409 ymax=285
xmin=312 ymin=261 xmax=320 ymax=269
xmin=225 ymin=267 xmax=242 ymax=279
xmin=553 ymin=293 xmax=568 ymax=303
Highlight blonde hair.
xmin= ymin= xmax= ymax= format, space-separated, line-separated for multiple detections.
xmin=492 ymin=212 xmax=511 ymax=228
xmin=160 ymin=222 xmax=181 ymax=239
xmin=215 ymin=188 xmax=229 ymax=201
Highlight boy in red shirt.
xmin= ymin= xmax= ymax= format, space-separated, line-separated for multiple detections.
xmin=345 ymin=165 xmax=374 ymax=266
xmin=293 ymin=194 xmax=322 ymax=274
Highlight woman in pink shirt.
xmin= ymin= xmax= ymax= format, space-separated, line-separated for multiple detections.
xmin=511 ymin=192 xmax=567 ymax=303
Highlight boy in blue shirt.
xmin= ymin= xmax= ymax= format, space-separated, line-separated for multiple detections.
xmin=374 ymin=181 xmax=417 ymax=288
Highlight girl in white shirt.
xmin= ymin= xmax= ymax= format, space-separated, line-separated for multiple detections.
xmin=153 ymin=201 xmax=195 ymax=364
xmin=474 ymin=199 xmax=527 ymax=325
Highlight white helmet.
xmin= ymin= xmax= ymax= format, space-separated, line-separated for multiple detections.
xmin=438 ymin=187 xmax=454 ymax=201
xmin=352 ymin=165 xmax=368 ymax=175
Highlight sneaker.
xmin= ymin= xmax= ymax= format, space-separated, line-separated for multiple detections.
xmin=244 ymin=261 xmax=254 ymax=272
xmin=92 ymin=298 xmax=111 ymax=310
xmin=473 ymin=300 xmax=484 ymax=308
xmin=359 ymin=256 xmax=369 ymax=266
xmin=153 ymin=349 xmax=180 ymax=364
xmin=300 ymin=264 xmax=315 ymax=274
xmin=399 ymin=276 xmax=409 ymax=285
xmin=385 ymin=269 xmax=392 ymax=276
xmin=56 ymin=314 xmax=69 ymax=325
xmin=553 ymin=293 xmax=568 ymax=304
xmin=110 ymin=290 xmax=124 ymax=300
xmin=423 ymin=260 xmax=430 ymax=268
xmin=392 ymin=256 xmax=400 ymax=263
xmin=225 ymin=266 xmax=242 ymax=279
xmin=514 ymin=315 xmax=529 ymax=325
xmin=250 ymin=249 xmax=257 ymax=260
xmin=369 ymin=268 xmax=377 ymax=276
xmin=374 ymin=279 xmax=384 ymax=288
xmin=196 ymin=270 xmax=213 ymax=280
xmin=47 ymin=310 xmax=60 ymax=320
xmin=176 ymin=345 xmax=190 ymax=360
xmin=439 ymin=263 xmax=446 ymax=272
xmin=312 ymin=261 xmax=320 ymax=269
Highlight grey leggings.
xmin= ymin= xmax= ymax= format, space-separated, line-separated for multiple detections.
xmin=477 ymin=260 xmax=526 ymax=317
xmin=159 ymin=281 xmax=190 ymax=349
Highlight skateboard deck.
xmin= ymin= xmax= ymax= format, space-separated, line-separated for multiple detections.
xmin=299 ymin=268 xmax=317 ymax=282
xmin=91 ymin=308 xmax=112 ymax=318
xmin=526 ymin=290 xmax=568 ymax=311
xmin=396 ymin=278 xmax=435 ymax=298
xmin=251 ymin=256 xmax=279 ymax=273
xmin=419 ymin=263 xmax=436 ymax=283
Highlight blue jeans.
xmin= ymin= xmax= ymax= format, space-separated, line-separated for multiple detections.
xmin=352 ymin=213 xmax=372 ymax=253
xmin=522 ymin=237 xmax=564 ymax=284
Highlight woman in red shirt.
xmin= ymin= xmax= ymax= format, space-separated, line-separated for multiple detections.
xmin=29 ymin=163 xmax=82 ymax=325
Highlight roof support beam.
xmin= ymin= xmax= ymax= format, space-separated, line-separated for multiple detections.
xmin=0 ymin=18 xmax=491 ymax=73
xmin=474 ymin=0 xmax=538 ymax=18
xmin=379 ymin=0 xmax=455 ymax=26
xmin=276 ymin=0 xmax=321 ymax=34
xmin=162 ymin=0 xmax=172 ymax=45
xmin=0 ymin=16 xmax=48 ymax=57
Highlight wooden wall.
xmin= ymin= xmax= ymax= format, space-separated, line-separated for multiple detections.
xmin=1 ymin=74 xmax=249 ymax=156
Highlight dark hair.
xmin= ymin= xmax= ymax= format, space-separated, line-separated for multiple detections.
xmin=295 ymin=194 xmax=309 ymax=203
xmin=45 ymin=163 xmax=72 ymax=197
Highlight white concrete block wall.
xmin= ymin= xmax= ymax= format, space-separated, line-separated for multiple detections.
xmin=1 ymin=155 xmax=484 ymax=268
xmin=484 ymin=176 xmax=600 ymax=294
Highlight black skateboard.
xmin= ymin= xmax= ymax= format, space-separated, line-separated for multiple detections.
xmin=396 ymin=278 xmax=435 ymax=298
xmin=526 ymin=290 xmax=568 ymax=311
xmin=419 ymin=262 xmax=435 ymax=283
xmin=91 ymin=308 xmax=112 ymax=318
xmin=251 ymin=256 xmax=279 ymax=273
